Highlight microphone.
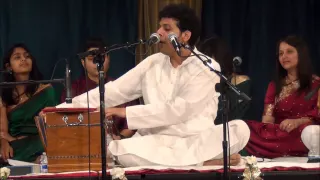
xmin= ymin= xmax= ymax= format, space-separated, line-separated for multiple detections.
xmin=65 ymin=61 xmax=72 ymax=104
xmin=168 ymin=33 xmax=181 ymax=55
xmin=78 ymin=34 xmax=159 ymax=59
xmin=304 ymin=84 xmax=320 ymax=101
xmin=147 ymin=33 xmax=160 ymax=46
xmin=233 ymin=56 xmax=242 ymax=66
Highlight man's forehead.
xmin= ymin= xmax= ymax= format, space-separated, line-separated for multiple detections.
xmin=159 ymin=18 xmax=178 ymax=26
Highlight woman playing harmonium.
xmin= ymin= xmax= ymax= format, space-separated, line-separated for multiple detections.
xmin=245 ymin=35 xmax=320 ymax=159
xmin=0 ymin=43 xmax=57 ymax=163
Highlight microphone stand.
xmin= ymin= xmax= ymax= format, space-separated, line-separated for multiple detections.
xmin=92 ymin=52 xmax=108 ymax=179
xmin=181 ymin=44 xmax=251 ymax=180
xmin=80 ymin=39 xmax=146 ymax=180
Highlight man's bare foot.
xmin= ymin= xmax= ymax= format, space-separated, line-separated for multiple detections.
xmin=203 ymin=153 xmax=241 ymax=166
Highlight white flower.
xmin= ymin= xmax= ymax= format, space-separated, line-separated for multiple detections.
xmin=0 ymin=167 xmax=10 ymax=179
xmin=110 ymin=167 xmax=127 ymax=180
xmin=246 ymin=155 xmax=257 ymax=165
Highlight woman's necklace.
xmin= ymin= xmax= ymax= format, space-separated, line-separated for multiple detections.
xmin=14 ymin=91 xmax=26 ymax=102
xmin=285 ymin=76 xmax=298 ymax=85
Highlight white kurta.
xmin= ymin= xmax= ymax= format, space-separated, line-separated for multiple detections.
xmin=57 ymin=48 xmax=250 ymax=166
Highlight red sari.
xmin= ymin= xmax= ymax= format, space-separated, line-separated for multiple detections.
xmin=245 ymin=77 xmax=320 ymax=158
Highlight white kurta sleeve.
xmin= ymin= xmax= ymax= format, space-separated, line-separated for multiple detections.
xmin=126 ymin=65 xmax=221 ymax=129
xmin=56 ymin=57 xmax=153 ymax=108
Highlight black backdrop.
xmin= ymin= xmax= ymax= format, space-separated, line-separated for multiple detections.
xmin=1 ymin=0 xmax=319 ymax=119
xmin=0 ymin=0 xmax=138 ymax=99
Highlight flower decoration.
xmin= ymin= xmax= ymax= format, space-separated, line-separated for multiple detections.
xmin=243 ymin=156 xmax=262 ymax=180
xmin=0 ymin=167 xmax=10 ymax=180
xmin=110 ymin=167 xmax=127 ymax=180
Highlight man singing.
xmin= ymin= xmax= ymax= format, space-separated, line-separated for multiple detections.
xmin=57 ymin=4 xmax=250 ymax=167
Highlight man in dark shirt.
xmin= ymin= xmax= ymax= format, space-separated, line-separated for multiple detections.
xmin=61 ymin=38 xmax=138 ymax=138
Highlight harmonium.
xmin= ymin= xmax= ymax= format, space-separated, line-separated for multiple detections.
xmin=35 ymin=107 xmax=114 ymax=172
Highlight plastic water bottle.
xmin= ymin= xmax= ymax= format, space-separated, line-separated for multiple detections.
xmin=106 ymin=133 xmax=113 ymax=158
xmin=106 ymin=132 xmax=115 ymax=167
xmin=106 ymin=133 xmax=113 ymax=146
xmin=40 ymin=152 xmax=48 ymax=173
xmin=105 ymin=117 xmax=114 ymax=147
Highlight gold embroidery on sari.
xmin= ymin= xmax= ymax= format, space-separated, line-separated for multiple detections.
xmin=263 ymin=104 xmax=275 ymax=116
xmin=275 ymin=80 xmax=300 ymax=104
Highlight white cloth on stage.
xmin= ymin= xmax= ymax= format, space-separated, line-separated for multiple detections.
xmin=57 ymin=48 xmax=250 ymax=166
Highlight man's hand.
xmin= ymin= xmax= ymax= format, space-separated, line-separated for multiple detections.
xmin=105 ymin=108 xmax=126 ymax=119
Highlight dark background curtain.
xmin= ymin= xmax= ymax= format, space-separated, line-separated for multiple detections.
xmin=1 ymin=0 xmax=319 ymax=117
xmin=0 ymin=0 xmax=138 ymax=100
xmin=201 ymin=0 xmax=320 ymax=120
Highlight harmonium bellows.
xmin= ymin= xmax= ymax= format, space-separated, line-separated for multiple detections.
xmin=35 ymin=108 xmax=111 ymax=173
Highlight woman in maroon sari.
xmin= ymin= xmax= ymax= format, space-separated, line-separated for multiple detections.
xmin=245 ymin=35 xmax=320 ymax=159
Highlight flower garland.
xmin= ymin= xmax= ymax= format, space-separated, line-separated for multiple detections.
xmin=110 ymin=167 xmax=127 ymax=180
xmin=243 ymin=156 xmax=262 ymax=180
xmin=0 ymin=167 xmax=10 ymax=180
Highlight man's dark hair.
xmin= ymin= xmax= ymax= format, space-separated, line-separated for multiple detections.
xmin=81 ymin=37 xmax=106 ymax=53
xmin=159 ymin=3 xmax=201 ymax=47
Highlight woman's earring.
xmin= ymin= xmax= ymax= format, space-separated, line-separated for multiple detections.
xmin=8 ymin=68 xmax=13 ymax=74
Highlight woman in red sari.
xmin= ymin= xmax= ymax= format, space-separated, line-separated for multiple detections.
xmin=245 ymin=35 xmax=320 ymax=159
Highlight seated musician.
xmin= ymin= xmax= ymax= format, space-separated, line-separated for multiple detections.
xmin=56 ymin=4 xmax=250 ymax=167
xmin=60 ymin=38 xmax=138 ymax=138
xmin=0 ymin=43 xmax=57 ymax=163
xmin=244 ymin=35 xmax=320 ymax=159
xmin=198 ymin=35 xmax=251 ymax=124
